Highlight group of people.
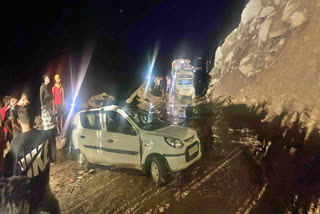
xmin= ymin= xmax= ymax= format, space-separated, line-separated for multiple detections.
xmin=0 ymin=73 xmax=65 ymax=213
xmin=151 ymin=75 xmax=172 ymax=95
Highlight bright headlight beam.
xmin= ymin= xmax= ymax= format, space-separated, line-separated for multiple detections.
xmin=62 ymin=47 xmax=93 ymax=136
xmin=143 ymin=41 xmax=160 ymax=98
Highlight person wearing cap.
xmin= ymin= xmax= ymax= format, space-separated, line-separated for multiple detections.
xmin=51 ymin=74 xmax=64 ymax=134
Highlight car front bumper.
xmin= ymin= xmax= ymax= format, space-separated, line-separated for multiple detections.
xmin=164 ymin=141 xmax=202 ymax=172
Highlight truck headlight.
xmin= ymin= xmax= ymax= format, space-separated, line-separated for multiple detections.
xmin=164 ymin=137 xmax=184 ymax=148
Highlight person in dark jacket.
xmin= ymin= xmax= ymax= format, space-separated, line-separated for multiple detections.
xmin=40 ymin=74 xmax=51 ymax=110
xmin=5 ymin=106 xmax=60 ymax=213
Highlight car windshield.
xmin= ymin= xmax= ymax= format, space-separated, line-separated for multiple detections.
xmin=179 ymin=79 xmax=193 ymax=85
xmin=126 ymin=110 xmax=168 ymax=131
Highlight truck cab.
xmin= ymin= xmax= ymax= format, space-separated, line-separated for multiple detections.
xmin=171 ymin=59 xmax=196 ymax=100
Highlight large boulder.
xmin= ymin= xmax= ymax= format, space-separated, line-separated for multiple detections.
xmin=259 ymin=19 xmax=272 ymax=42
xmin=282 ymin=0 xmax=300 ymax=22
xmin=241 ymin=0 xmax=263 ymax=24
xmin=87 ymin=92 xmax=115 ymax=109
xmin=290 ymin=11 xmax=307 ymax=28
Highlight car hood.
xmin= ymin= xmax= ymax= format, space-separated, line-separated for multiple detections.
xmin=149 ymin=125 xmax=194 ymax=140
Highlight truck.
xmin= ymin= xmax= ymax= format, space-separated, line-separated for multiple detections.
xmin=171 ymin=59 xmax=196 ymax=101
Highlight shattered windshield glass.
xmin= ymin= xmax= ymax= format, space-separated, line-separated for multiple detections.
xmin=126 ymin=110 xmax=168 ymax=131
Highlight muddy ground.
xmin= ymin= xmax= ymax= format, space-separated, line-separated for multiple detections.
xmin=50 ymin=99 xmax=320 ymax=214
xmin=51 ymin=143 xmax=258 ymax=214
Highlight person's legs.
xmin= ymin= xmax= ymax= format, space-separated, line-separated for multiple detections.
xmin=55 ymin=105 xmax=64 ymax=135
xmin=42 ymin=184 xmax=60 ymax=214
xmin=33 ymin=185 xmax=60 ymax=214
xmin=47 ymin=128 xmax=57 ymax=163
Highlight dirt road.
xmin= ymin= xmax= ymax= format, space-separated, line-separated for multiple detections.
xmin=50 ymin=142 xmax=266 ymax=214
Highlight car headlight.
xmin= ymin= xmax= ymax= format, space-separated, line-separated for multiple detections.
xmin=164 ymin=137 xmax=184 ymax=149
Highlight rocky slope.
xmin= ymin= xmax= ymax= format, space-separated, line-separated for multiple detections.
xmin=206 ymin=0 xmax=320 ymax=142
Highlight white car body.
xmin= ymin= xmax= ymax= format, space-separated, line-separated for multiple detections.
xmin=71 ymin=105 xmax=201 ymax=174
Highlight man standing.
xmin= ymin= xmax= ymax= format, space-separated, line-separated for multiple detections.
xmin=40 ymin=74 xmax=51 ymax=110
xmin=41 ymin=98 xmax=57 ymax=163
xmin=0 ymin=96 xmax=11 ymax=142
xmin=5 ymin=106 xmax=60 ymax=213
xmin=9 ymin=93 xmax=29 ymax=139
xmin=52 ymin=74 xmax=64 ymax=134
xmin=8 ymin=97 xmax=19 ymax=138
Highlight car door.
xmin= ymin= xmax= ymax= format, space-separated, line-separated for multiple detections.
xmin=78 ymin=110 xmax=102 ymax=163
xmin=100 ymin=110 xmax=140 ymax=167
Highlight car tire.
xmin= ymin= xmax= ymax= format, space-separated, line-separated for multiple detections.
xmin=150 ymin=156 xmax=170 ymax=186
xmin=76 ymin=150 xmax=89 ymax=172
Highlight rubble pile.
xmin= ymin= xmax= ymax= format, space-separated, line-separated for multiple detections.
xmin=86 ymin=92 xmax=115 ymax=109
xmin=206 ymin=0 xmax=320 ymax=141
xmin=126 ymin=80 xmax=163 ymax=111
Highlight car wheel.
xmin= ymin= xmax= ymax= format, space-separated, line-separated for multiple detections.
xmin=76 ymin=150 xmax=88 ymax=172
xmin=150 ymin=156 xmax=170 ymax=186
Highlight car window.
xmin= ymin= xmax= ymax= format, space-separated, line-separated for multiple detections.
xmin=80 ymin=111 xmax=101 ymax=130
xmin=125 ymin=110 xmax=168 ymax=131
xmin=104 ymin=111 xmax=135 ymax=135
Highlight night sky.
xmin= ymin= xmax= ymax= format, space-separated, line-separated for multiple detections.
xmin=0 ymin=0 xmax=247 ymax=111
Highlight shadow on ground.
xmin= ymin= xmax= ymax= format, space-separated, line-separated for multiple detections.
xmin=184 ymin=99 xmax=320 ymax=213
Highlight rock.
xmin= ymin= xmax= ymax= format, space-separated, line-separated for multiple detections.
xmin=278 ymin=39 xmax=285 ymax=46
xmin=87 ymin=92 xmax=115 ymax=109
xmin=159 ymin=207 xmax=165 ymax=213
xmin=317 ymin=0 xmax=320 ymax=7
xmin=239 ymin=64 xmax=254 ymax=76
xmin=260 ymin=6 xmax=275 ymax=18
xmin=214 ymin=47 xmax=223 ymax=67
xmin=269 ymin=18 xmax=288 ymax=38
xmin=259 ymin=19 xmax=272 ymax=42
xmin=225 ymin=52 xmax=234 ymax=63
xmin=251 ymin=17 xmax=257 ymax=27
xmin=269 ymin=28 xmax=288 ymax=38
xmin=290 ymin=11 xmax=307 ymax=28
xmin=249 ymin=24 xmax=255 ymax=33
xmin=282 ymin=0 xmax=300 ymax=22
xmin=240 ymin=56 xmax=251 ymax=65
xmin=274 ymin=0 xmax=280 ymax=5
xmin=241 ymin=0 xmax=262 ymax=24
xmin=221 ymin=39 xmax=236 ymax=56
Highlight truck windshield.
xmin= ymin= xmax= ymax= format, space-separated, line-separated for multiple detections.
xmin=126 ymin=110 xmax=168 ymax=131
xmin=179 ymin=79 xmax=193 ymax=85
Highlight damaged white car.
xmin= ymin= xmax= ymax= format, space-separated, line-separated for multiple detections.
xmin=70 ymin=105 xmax=201 ymax=185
